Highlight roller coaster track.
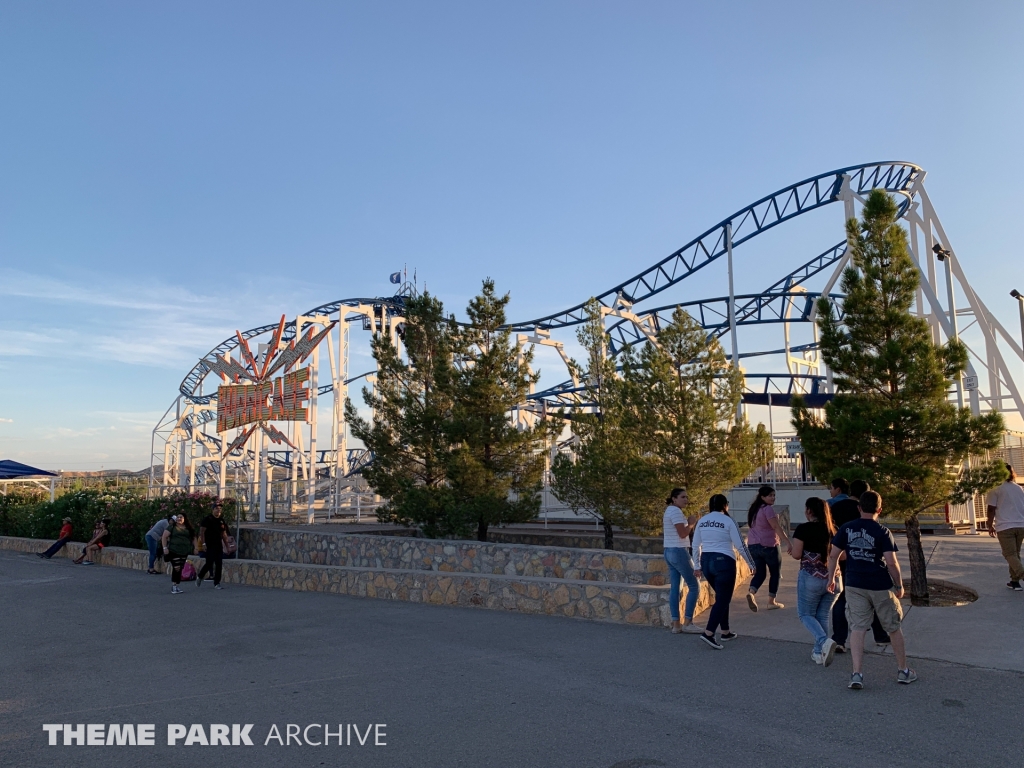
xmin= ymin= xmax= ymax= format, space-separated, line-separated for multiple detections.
xmin=179 ymin=161 xmax=920 ymax=405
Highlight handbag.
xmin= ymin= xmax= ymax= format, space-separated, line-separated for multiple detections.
xmin=180 ymin=561 xmax=197 ymax=581
xmin=223 ymin=536 xmax=237 ymax=556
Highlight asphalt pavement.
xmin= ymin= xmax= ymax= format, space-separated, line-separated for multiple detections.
xmin=2 ymin=549 xmax=1021 ymax=768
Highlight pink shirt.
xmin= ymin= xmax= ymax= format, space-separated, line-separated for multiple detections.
xmin=747 ymin=504 xmax=779 ymax=547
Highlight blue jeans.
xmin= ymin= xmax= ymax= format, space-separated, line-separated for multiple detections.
xmin=748 ymin=543 xmax=782 ymax=596
xmin=797 ymin=569 xmax=839 ymax=654
xmin=41 ymin=536 xmax=71 ymax=558
xmin=145 ymin=534 xmax=160 ymax=569
xmin=700 ymin=553 xmax=737 ymax=635
xmin=664 ymin=547 xmax=699 ymax=622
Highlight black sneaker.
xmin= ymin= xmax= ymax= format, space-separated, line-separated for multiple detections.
xmin=719 ymin=632 xmax=738 ymax=641
xmin=700 ymin=633 xmax=724 ymax=650
xmin=1007 ymin=581 xmax=1023 ymax=592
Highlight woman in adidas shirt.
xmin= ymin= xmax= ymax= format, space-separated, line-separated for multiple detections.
xmin=692 ymin=495 xmax=756 ymax=649
xmin=663 ymin=488 xmax=701 ymax=634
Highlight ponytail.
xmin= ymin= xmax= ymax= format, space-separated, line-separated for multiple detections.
xmin=747 ymin=485 xmax=775 ymax=529
xmin=666 ymin=488 xmax=686 ymax=506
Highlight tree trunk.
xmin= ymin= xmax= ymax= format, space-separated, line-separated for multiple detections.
xmin=602 ymin=519 xmax=614 ymax=550
xmin=904 ymin=514 xmax=929 ymax=606
xmin=477 ymin=519 xmax=488 ymax=542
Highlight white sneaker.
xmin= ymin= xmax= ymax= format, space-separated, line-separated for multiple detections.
xmin=811 ymin=651 xmax=823 ymax=665
xmin=821 ymin=638 xmax=838 ymax=667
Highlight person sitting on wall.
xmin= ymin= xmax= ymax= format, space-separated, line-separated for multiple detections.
xmin=38 ymin=517 xmax=74 ymax=559
xmin=73 ymin=518 xmax=111 ymax=565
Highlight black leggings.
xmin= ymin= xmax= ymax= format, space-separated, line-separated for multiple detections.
xmin=198 ymin=550 xmax=223 ymax=585
xmin=169 ymin=556 xmax=187 ymax=584
xmin=748 ymin=544 xmax=782 ymax=596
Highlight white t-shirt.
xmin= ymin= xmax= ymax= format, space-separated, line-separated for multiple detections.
xmin=988 ymin=481 xmax=1024 ymax=532
xmin=663 ymin=505 xmax=689 ymax=548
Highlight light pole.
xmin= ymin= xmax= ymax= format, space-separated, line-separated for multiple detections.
xmin=933 ymin=244 xmax=964 ymax=408
xmin=1012 ymin=289 xmax=1024 ymax=360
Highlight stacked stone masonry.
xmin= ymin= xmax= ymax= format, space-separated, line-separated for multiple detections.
xmin=238 ymin=529 xmax=669 ymax=585
xmin=2 ymin=531 xmax=752 ymax=627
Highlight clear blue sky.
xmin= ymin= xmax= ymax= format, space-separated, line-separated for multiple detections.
xmin=2 ymin=1 xmax=1022 ymax=469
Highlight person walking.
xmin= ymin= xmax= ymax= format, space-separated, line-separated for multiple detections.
xmin=72 ymin=519 xmax=110 ymax=565
xmin=663 ymin=488 xmax=701 ymax=633
xmin=745 ymin=485 xmax=791 ymax=611
xmin=161 ymin=514 xmax=196 ymax=595
xmin=826 ymin=490 xmax=916 ymax=689
xmin=829 ymin=479 xmax=890 ymax=651
xmin=197 ymin=500 xmax=230 ymax=590
xmin=145 ymin=515 xmax=172 ymax=574
xmin=829 ymin=477 xmax=850 ymax=506
xmin=790 ymin=497 xmax=839 ymax=666
xmin=986 ymin=462 xmax=1024 ymax=591
xmin=692 ymin=494 xmax=756 ymax=650
xmin=38 ymin=518 xmax=73 ymax=559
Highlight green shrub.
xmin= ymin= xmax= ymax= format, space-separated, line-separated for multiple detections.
xmin=0 ymin=490 xmax=237 ymax=550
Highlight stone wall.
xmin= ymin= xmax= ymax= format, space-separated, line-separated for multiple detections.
xmin=3 ymin=533 xmax=751 ymax=627
xmin=486 ymin=530 xmax=663 ymax=554
xmin=239 ymin=528 xmax=669 ymax=585
xmin=1 ymin=535 xmax=672 ymax=625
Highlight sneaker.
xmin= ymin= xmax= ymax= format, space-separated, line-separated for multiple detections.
xmin=36 ymin=553 xmax=46 ymax=559
xmin=767 ymin=600 xmax=785 ymax=610
xmin=897 ymin=668 xmax=918 ymax=685
xmin=171 ymin=586 xmax=182 ymax=594
xmin=214 ymin=584 xmax=225 ymax=590
xmin=719 ymin=632 xmax=738 ymax=641
xmin=821 ymin=638 xmax=838 ymax=667
xmin=834 ymin=644 xmax=847 ymax=654
xmin=811 ymin=652 xmax=823 ymax=665
xmin=848 ymin=673 xmax=864 ymax=690
xmin=746 ymin=593 xmax=758 ymax=612
xmin=196 ymin=577 xmax=203 ymax=589
xmin=81 ymin=560 xmax=94 ymax=565
xmin=700 ymin=633 xmax=724 ymax=650
xmin=1007 ymin=581 xmax=1023 ymax=591
xmin=681 ymin=623 xmax=703 ymax=634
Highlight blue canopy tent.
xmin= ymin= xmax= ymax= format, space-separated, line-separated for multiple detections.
xmin=0 ymin=460 xmax=58 ymax=501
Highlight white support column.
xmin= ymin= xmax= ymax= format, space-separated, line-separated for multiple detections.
xmin=218 ymin=437 xmax=226 ymax=499
xmin=307 ymin=338 xmax=319 ymax=524
xmin=725 ymin=221 xmax=741 ymax=419
xmin=259 ymin=430 xmax=268 ymax=523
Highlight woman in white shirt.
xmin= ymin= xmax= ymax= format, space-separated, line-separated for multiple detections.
xmin=663 ymin=488 xmax=701 ymax=634
xmin=692 ymin=494 xmax=756 ymax=650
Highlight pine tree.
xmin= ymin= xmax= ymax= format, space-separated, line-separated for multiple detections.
xmin=792 ymin=189 xmax=1006 ymax=603
xmin=345 ymin=292 xmax=460 ymax=536
xmin=448 ymin=279 xmax=556 ymax=541
xmin=550 ymin=300 xmax=652 ymax=548
xmin=618 ymin=307 xmax=770 ymax=527
xmin=551 ymin=301 xmax=768 ymax=545
xmin=347 ymin=281 xmax=555 ymax=541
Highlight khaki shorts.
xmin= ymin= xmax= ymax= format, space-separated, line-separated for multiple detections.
xmin=845 ymin=586 xmax=903 ymax=634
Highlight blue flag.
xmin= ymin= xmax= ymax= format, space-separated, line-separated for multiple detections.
xmin=389 ymin=272 xmax=402 ymax=284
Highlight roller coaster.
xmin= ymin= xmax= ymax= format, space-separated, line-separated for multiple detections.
xmin=149 ymin=162 xmax=1024 ymax=522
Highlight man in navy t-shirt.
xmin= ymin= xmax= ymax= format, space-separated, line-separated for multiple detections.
xmin=826 ymin=491 xmax=917 ymax=690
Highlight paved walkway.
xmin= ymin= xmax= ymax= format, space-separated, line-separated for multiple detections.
xmin=721 ymin=535 xmax=1024 ymax=672
xmin=3 ymin=548 xmax=1022 ymax=768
